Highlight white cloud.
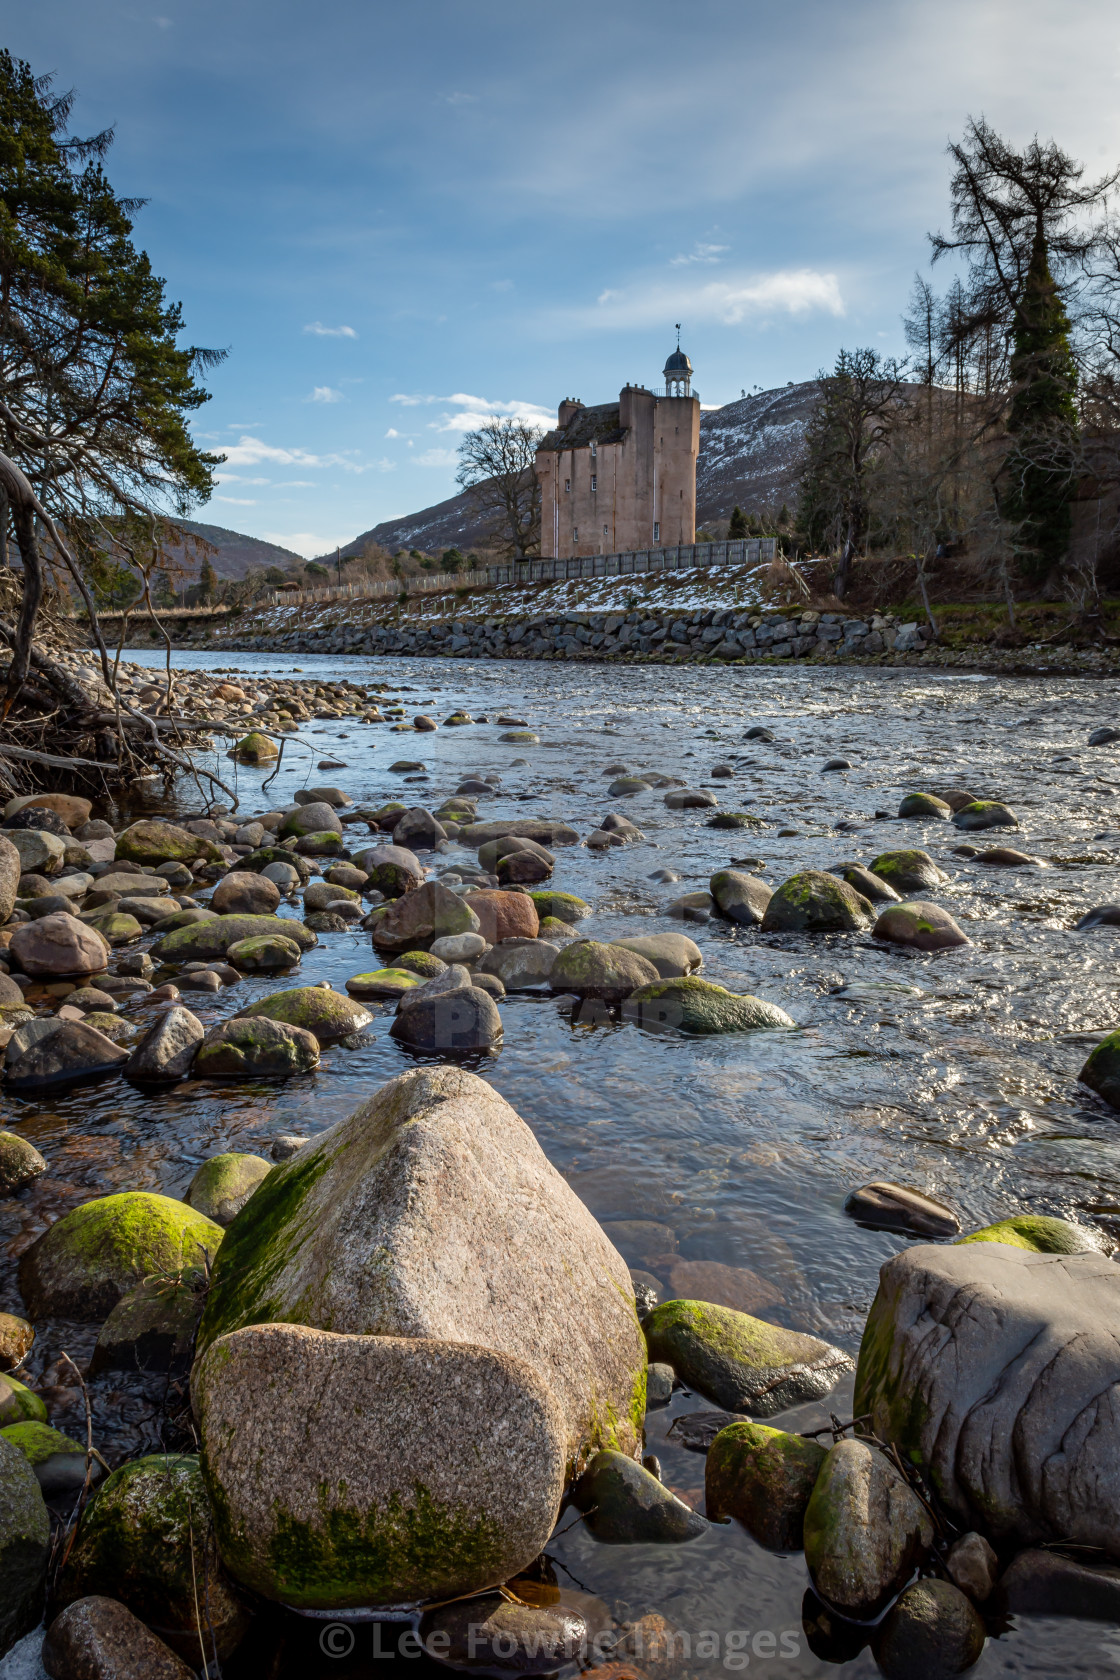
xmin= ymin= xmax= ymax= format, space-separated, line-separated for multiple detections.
xmin=391 ymin=391 xmax=553 ymax=434
xmin=218 ymin=435 xmax=369 ymax=473
xmin=415 ymin=448 xmax=459 ymax=468
xmin=216 ymin=473 xmax=270 ymax=485
xmin=217 ymin=496 xmax=257 ymax=506
xmin=263 ymin=531 xmax=352 ymax=559
xmin=671 ymin=243 xmax=730 ymax=266
xmin=303 ymin=322 xmax=358 ymax=338
xmin=274 ymin=479 xmax=317 ymax=488
xmin=310 ymin=386 xmax=343 ymax=404
xmin=385 ymin=427 xmax=400 ymax=438
xmin=574 ymin=268 xmax=844 ymax=330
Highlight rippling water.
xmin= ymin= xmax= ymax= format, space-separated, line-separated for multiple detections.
xmin=7 ymin=650 xmax=1120 ymax=1678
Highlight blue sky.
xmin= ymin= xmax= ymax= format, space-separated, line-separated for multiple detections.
xmin=9 ymin=0 xmax=1120 ymax=555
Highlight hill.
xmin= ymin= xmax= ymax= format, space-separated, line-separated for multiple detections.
xmin=164 ymin=521 xmax=305 ymax=581
xmin=321 ymin=379 xmax=821 ymax=561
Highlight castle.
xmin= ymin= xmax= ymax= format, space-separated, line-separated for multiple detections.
xmin=534 ymin=335 xmax=700 ymax=558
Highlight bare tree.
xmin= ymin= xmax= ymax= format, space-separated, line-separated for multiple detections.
xmin=455 ymin=419 xmax=543 ymax=559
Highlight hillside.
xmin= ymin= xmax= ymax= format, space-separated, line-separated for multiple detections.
xmin=164 ymin=521 xmax=305 ymax=581
xmin=321 ymin=379 xmax=821 ymax=561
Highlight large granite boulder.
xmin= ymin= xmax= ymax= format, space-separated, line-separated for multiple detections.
xmin=622 ymin=977 xmax=794 ymax=1035
xmin=154 ymin=913 xmax=316 ymax=962
xmin=0 ymin=1433 xmax=49 ymax=1652
xmin=19 ymin=1192 xmax=223 ymax=1320
xmin=549 ymin=940 xmax=659 ymax=1003
xmin=0 ymin=833 xmax=20 ymax=924
xmin=235 ymin=985 xmax=373 ymax=1043
xmin=211 ymin=871 xmax=281 ymax=916
xmin=116 ymin=819 xmax=219 ymax=865
xmin=194 ymin=1016 xmax=320 ymax=1080
xmin=643 ymin=1299 xmax=851 ymax=1416
xmin=760 ymin=871 xmax=873 ymax=933
xmin=803 ymin=1438 xmax=933 ymax=1619
xmin=43 ymin=1596 xmax=197 ymax=1680
xmin=9 ymin=912 xmax=109 ymax=978
xmin=464 ymin=889 xmax=539 ymax=944
xmin=197 ymin=1066 xmax=646 ymax=1469
xmin=369 ymin=882 xmax=481 ymax=951
xmin=855 ymin=1242 xmax=1120 ymax=1557
xmin=194 ymin=1324 xmax=567 ymax=1609
xmin=5 ymin=1018 xmax=128 ymax=1091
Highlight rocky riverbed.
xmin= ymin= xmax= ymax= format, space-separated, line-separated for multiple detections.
xmin=3 ymin=651 xmax=1120 ymax=1678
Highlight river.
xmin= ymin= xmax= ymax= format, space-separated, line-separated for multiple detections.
xmin=5 ymin=649 xmax=1120 ymax=1678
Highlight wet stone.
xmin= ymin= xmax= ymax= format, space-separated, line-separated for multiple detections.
xmin=572 ymin=1449 xmax=708 ymax=1543
xmin=844 ymin=1181 xmax=961 ymax=1237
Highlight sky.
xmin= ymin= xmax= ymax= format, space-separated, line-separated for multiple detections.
xmin=8 ymin=0 xmax=1120 ymax=556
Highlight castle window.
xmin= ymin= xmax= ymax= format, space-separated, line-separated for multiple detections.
xmin=565 ymin=479 xmax=570 ymax=492
xmin=573 ymin=527 xmax=579 ymax=540
xmin=589 ymin=441 xmax=597 ymax=458
xmin=590 ymin=475 xmax=597 ymax=492
xmin=653 ymin=522 xmax=660 ymax=542
xmin=603 ymin=524 xmax=608 ymax=537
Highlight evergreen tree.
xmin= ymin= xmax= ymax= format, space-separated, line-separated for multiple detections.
xmin=1001 ymin=228 xmax=1079 ymax=580
xmin=727 ymin=506 xmax=748 ymax=539
xmin=198 ymin=557 xmax=218 ymax=602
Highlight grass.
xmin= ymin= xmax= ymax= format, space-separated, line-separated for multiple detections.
xmin=888 ymin=597 xmax=1120 ymax=648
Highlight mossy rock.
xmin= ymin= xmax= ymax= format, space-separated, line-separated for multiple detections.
xmin=394 ymin=950 xmax=448 ymax=978
xmin=226 ymin=933 xmax=304 ymax=971
xmin=0 ymin=1132 xmax=46 ymax=1196
xmin=237 ymin=986 xmax=373 ymax=1044
xmin=956 ymin=1214 xmax=1106 ymax=1254
xmin=643 ymin=1299 xmax=851 ymax=1416
xmin=549 ymin=939 xmax=658 ymax=1002
xmin=17 ymin=1191 xmax=223 ymax=1320
xmin=195 ymin=1016 xmax=320 ymax=1080
xmin=572 ymin=1448 xmax=708 ymax=1543
xmin=81 ymin=1012 xmax=136 ymax=1044
xmin=1078 ymin=1030 xmax=1120 ymax=1110
xmin=56 ymin=1453 xmax=249 ymax=1661
xmin=230 ymin=731 xmax=279 ymax=763
xmin=154 ymin=913 xmax=316 ymax=963
xmin=869 ymin=849 xmax=945 ymax=894
xmin=898 ymin=792 xmax=951 ymax=820
xmin=152 ymin=906 xmax=219 ymax=933
xmin=952 ymin=800 xmax=1019 ymax=832
xmin=528 ymin=891 xmax=591 ymax=924
xmin=622 ymin=977 xmax=794 ymax=1035
xmin=706 ymin=812 xmax=766 ymax=830
xmin=1 ymin=1420 xmax=89 ymax=1497
xmin=0 ymin=1434 xmax=49 ymax=1650
xmin=760 ymin=870 xmax=873 ymax=933
xmin=238 ymin=846 xmax=312 ymax=883
xmin=705 ymin=1420 xmax=827 ymax=1549
xmin=0 ymin=1374 xmax=47 ymax=1427
xmin=115 ymin=820 xmax=219 ymax=866
xmin=80 ymin=910 xmax=143 ymax=946
xmin=185 ymin=1153 xmax=272 ymax=1227
xmin=294 ymin=830 xmax=348 ymax=857
xmin=90 ymin=1269 xmax=208 ymax=1378
xmin=345 ymin=968 xmax=424 ymax=999
xmin=538 ymin=916 xmax=575 ymax=939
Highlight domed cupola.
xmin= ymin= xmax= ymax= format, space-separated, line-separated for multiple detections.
xmin=663 ymin=325 xmax=693 ymax=396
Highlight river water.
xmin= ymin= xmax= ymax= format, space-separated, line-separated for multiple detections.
xmin=5 ymin=650 xmax=1120 ymax=1679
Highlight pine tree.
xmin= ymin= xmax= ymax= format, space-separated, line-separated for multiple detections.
xmin=198 ymin=558 xmax=218 ymax=602
xmin=727 ymin=506 xmax=748 ymax=539
xmin=1001 ymin=228 xmax=1080 ymax=581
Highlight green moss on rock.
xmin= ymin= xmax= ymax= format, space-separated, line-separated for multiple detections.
xmin=186 ymin=1154 xmax=272 ymax=1227
xmin=956 ymin=1214 xmax=1105 ymax=1254
xmin=643 ymin=1298 xmax=851 ymax=1416
xmin=237 ymin=986 xmax=373 ymax=1044
xmin=759 ymin=870 xmax=873 ymax=934
xmin=622 ymin=976 xmax=794 ymax=1035
xmin=155 ymin=913 xmax=316 ymax=963
xmin=705 ymin=1420 xmax=827 ymax=1549
xmin=230 ymin=731 xmax=279 ymax=763
xmin=1 ymin=1420 xmax=83 ymax=1468
xmin=0 ymin=1374 xmax=47 ymax=1427
xmin=528 ymin=891 xmax=591 ymax=924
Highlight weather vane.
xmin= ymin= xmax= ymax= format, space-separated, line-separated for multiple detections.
xmin=675 ymin=322 xmax=682 ymax=346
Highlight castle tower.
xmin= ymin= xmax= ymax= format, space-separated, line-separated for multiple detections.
xmin=663 ymin=325 xmax=693 ymax=397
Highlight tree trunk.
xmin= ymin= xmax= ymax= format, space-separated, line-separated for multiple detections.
xmin=6 ymin=499 xmax=42 ymax=710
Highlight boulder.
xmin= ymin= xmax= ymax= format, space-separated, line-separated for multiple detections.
xmin=709 ymin=870 xmax=773 ymax=925
xmin=1078 ymin=1031 xmax=1120 ymax=1109
xmin=238 ymin=845 xmax=312 ymax=883
xmin=572 ymin=1449 xmax=708 ymax=1543
xmin=707 ymin=811 xmax=765 ymax=830
xmin=430 ymin=931 xmax=488 ymax=962
xmin=608 ymin=933 xmax=702 ymax=977
xmin=236 ymin=985 xmax=373 ymax=1043
xmin=225 ymin=933 xmax=303 ymax=971
xmin=643 ymin=1299 xmax=851 ymax=1416
xmin=5 ymin=1019 xmax=128 ymax=1091
xmin=623 ymin=978 xmax=795 ymax=1035
xmin=477 ymin=835 xmax=554 ymax=872
xmin=9 ymin=912 xmax=108 ymax=978
xmin=843 ymin=1182 xmax=960 ymax=1237
xmin=760 ymin=871 xmax=873 ymax=933
xmin=803 ymin=1438 xmax=933 ymax=1619
xmin=952 ymin=800 xmax=1018 ymax=831
xmin=89 ymin=1270 xmax=207 ymax=1378
xmin=210 ymin=871 xmax=281 ymax=916
xmin=1 ymin=1419 xmax=90 ymax=1498
xmin=355 ymin=844 xmax=424 ymax=898
xmin=194 ymin=1324 xmax=568 ymax=1610
xmin=44 ymin=1596 xmax=196 ymax=1679
xmin=419 ymin=1593 xmax=596 ymax=1674
xmin=478 ymin=939 xmax=558 ymax=990
xmin=549 ymin=940 xmax=659 ymax=1003
xmin=303 ymin=879 xmax=360 ymax=912
xmin=998 ymin=1547 xmax=1120 ymax=1620
xmin=80 ymin=909 xmax=143 ymax=947
xmin=946 ymin=1531 xmax=999 ymax=1603
xmin=7 ymin=792 xmax=91 ymax=828
xmin=497 ymin=850 xmax=553 ymax=886
xmin=855 ymin=1241 xmax=1120 ymax=1556
xmin=0 ymin=833 xmax=20 ymax=923
xmin=458 ymin=820 xmax=579 ymax=847
xmin=197 ymin=1066 xmax=646 ymax=1467
xmin=260 ymin=859 xmax=301 ymax=890
xmin=873 ymin=1580 xmax=985 ymax=1679
xmin=0 ymin=1316 xmax=33 ymax=1373
xmin=873 ymin=902 xmax=970 ymax=951
xmin=835 ymin=862 xmax=901 ymax=903
xmin=0 ymin=1433 xmax=49 ymax=1653
xmin=279 ymin=801 xmax=342 ymax=839
xmin=463 ymin=889 xmax=539 ymax=944
xmin=185 ymin=1153 xmax=272 ymax=1226
xmin=956 ymin=1213 xmax=1104 ymax=1253
xmin=230 ymin=730 xmax=279 ymax=763
xmin=7 ymin=828 xmax=66 ymax=876
xmin=705 ymin=1420 xmax=827 ymax=1549
xmin=390 ymin=984 xmax=503 ymax=1051
xmin=0 ymin=1374 xmax=45 ymax=1426
xmin=392 ymin=807 xmax=447 ymax=850
xmin=19 ymin=1191 xmax=222 ymax=1320
xmin=898 ymin=792 xmax=952 ymax=819
xmin=664 ymin=788 xmax=718 ymax=809
xmin=869 ymin=849 xmax=946 ymax=894
xmin=0 ymin=1132 xmax=46 ymax=1195
xmin=56 ymin=1455 xmax=248 ymax=1661
xmin=297 ymin=786 xmax=352 ymax=807
xmin=369 ymin=882 xmax=480 ymax=951
xmin=195 ymin=1016 xmax=320 ymax=1080
xmin=346 ymin=967 xmax=425 ymax=999
xmin=294 ymin=830 xmax=347 ymax=858
xmin=527 ymin=890 xmax=590 ymax=925
xmin=116 ymin=820 xmax=216 ymax=866
xmin=124 ymin=1007 xmax=203 ymax=1084
xmin=154 ymin=913 xmax=315 ymax=962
